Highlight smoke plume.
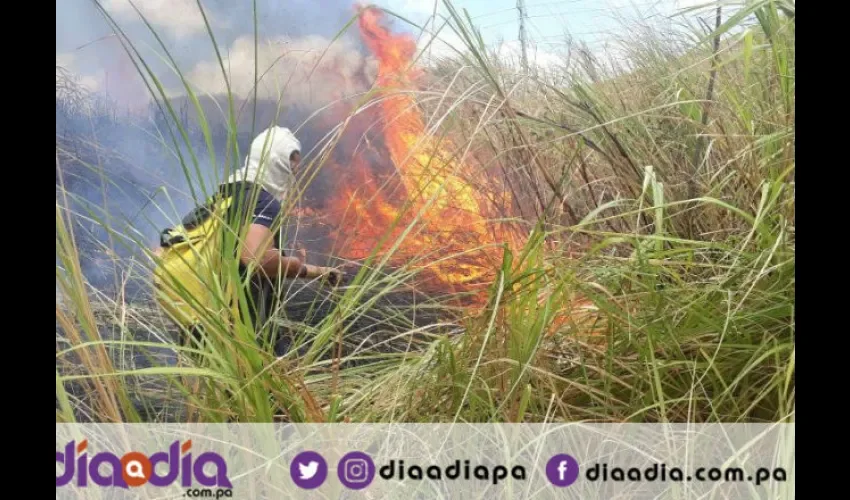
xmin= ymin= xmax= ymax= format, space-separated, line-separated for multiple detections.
xmin=56 ymin=0 xmax=400 ymax=299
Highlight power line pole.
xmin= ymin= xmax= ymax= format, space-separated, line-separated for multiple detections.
xmin=517 ymin=0 xmax=529 ymax=73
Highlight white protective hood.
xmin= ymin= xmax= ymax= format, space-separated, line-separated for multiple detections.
xmin=227 ymin=126 xmax=302 ymax=200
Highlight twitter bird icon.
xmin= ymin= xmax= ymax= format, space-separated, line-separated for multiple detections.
xmin=291 ymin=451 xmax=328 ymax=489
xmin=299 ymin=461 xmax=319 ymax=479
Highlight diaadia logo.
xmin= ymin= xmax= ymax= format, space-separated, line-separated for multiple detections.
xmin=56 ymin=439 xmax=233 ymax=490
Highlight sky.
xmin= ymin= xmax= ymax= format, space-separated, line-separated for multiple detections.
xmin=56 ymin=0 xmax=714 ymax=111
xmin=379 ymin=0 xmax=707 ymax=50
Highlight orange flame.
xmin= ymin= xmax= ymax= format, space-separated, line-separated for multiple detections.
xmin=326 ymin=7 xmax=517 ymax=295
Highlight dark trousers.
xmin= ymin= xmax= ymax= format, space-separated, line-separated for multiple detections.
xmin=183 ymin=276 xmax=279 ymax=357
xmin=248 ymin=275 xmax=280 ymax=337
xmin=182 ymin=278 xmax=287 ymax=420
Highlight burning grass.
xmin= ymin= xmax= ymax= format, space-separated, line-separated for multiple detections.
xmin=56 ymin=1 xmax=794 ymax=424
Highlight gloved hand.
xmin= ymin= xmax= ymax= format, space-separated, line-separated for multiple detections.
xmin=319 ymin=267 xmax=343 ymax=286
xmin=302 ymin=264 xmax=343 ymax=286
xmin=295 ymin=245 xmax=343 ymax=286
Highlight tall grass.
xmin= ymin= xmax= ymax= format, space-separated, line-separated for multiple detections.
xmin=55 ymin=0 xmax=794 ymax=424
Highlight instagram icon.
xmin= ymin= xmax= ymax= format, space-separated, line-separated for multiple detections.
xmin=338 ymin=451 xmax=375 ymax=490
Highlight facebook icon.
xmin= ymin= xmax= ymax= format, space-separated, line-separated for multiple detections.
xmin=546 ymin=454 xmax=580 ymax=487
xmin=558 ymin=460 xmax=569 ymax=480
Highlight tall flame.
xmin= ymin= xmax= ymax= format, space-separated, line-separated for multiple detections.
xmin=327 ymin=7 xmax=515 ymax=294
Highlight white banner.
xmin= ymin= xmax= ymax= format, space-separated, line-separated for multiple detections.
xmin=56 ymin=423 xmax=794 ymax=499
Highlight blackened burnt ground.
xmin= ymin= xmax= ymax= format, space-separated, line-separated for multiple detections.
xmin=56 ymin=265 xmax=459 ymax=422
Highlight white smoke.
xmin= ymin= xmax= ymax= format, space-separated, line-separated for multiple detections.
xmin=184 ymin=34 xmax=377 ymax=111
xmin=99 ymin=0 xmax=213 ymax=39
xmin=56 ymin=53 xmax=102 ymax=93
